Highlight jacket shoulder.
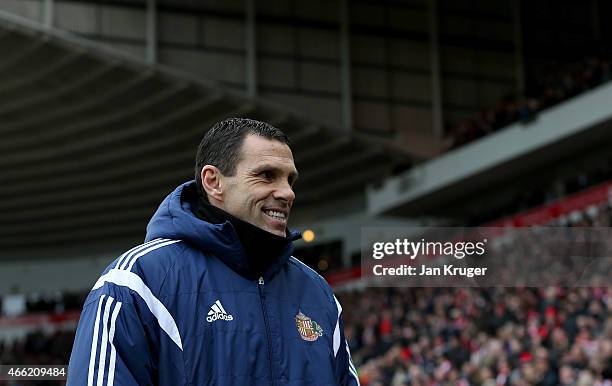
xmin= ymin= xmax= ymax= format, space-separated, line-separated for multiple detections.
xmin=90 ymin=238 xmax=187 ymax=302
xmin=287 ymin=256 xmax=335 ymax=306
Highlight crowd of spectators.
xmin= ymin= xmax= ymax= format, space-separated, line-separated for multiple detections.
xmin=446 ymin=56 xmax=612 ymax=150
xmin=339 ymin=201 xmax=612 ymax=385
xmin=339 ymin=286 xmax=611 ymax=386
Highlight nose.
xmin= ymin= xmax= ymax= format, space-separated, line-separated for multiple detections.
xmin=274 ymin=180 xmax=296 ymax=205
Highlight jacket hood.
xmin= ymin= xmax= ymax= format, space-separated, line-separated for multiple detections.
xmin=145 ymin=181 xmax=301 ymax=279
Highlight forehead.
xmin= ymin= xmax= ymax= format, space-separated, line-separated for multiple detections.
xmin=237 ymin=134 xmax=296 ymax=171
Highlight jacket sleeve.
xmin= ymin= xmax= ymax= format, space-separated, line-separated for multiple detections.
xmin=67 ymin=290 xmax=158 ymax=386
xmin=333 ymin=296 xmax=361 ymax=386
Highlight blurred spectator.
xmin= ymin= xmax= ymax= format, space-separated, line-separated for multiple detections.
xmin=1 ymin=294 xmax=25 ymax=317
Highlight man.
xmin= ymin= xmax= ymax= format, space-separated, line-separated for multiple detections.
xmin=67 ymin=118 xmax=360 ymax=385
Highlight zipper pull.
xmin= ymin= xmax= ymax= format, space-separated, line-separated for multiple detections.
xmin=258 ymin=276 xmax=265 ymax=285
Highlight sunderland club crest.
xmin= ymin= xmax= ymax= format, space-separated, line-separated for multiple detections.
xmin=295 ymin=311 xmax=323 ymax=342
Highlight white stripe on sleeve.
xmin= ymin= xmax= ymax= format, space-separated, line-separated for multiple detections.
xmin=87 ymin=295 xmax=106 ymax=386
xmin=346 ymin=341 xmax=360 ymax=385
xmin=96 ymin=297 xmax=115 ymax=386
xmin=115 ymin=239 xmax=164 ymax=269
xmin=125 ymin=239 xmax=181 ymax=272
xmin=106 ymin=301 xmax=122 ymax=386
xmin=119 ymin=239 xmax=171 ymax=270
xmin=333 ymin=295 xmax=342 ymax=357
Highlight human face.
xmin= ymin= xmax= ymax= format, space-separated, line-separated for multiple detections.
xmin=220 ymin=134 xmax=298 ymax=237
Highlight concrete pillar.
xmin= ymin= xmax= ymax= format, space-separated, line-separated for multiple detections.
xmin=43 ymin=0 xmax=53 ymax=28
xmin=146 ymin=0 xmax=157 ymax=64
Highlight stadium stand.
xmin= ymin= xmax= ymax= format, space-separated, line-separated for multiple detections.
xmin=446 ymin=56 xmax=612 ymax=150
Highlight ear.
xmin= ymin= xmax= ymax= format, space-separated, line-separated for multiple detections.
xmin=201 ymin=165 xmax=224 ymax=203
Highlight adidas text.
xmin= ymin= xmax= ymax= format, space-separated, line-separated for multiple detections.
xmin=206 ymin=313 xmax=234 ymax=322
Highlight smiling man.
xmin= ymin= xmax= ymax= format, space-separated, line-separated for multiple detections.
xmin=67 ymin=118 xmax=360 ymax=386
xmin=198 ymin=131 xmax=298 ymax=238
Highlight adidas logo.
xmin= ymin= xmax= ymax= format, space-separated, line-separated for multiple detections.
xmin=206 ymin=300 xmax=234 ymax=322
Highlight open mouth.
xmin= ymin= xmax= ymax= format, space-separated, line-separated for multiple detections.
xmin=262 ymin=208 xmax=288 ymax=223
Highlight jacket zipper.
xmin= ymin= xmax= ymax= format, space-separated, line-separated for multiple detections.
xmin=258 ymin=276 xmax=276 ymax=386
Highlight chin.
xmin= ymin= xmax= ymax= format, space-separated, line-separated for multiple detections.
xmin=264 ymin=227 xmax=286 ymax=237
xmin=271 ymin=229 xmax=286 ymax=237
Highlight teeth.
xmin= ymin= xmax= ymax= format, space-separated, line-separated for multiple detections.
xmin=264 ymin=210 xmax=286 ymax=221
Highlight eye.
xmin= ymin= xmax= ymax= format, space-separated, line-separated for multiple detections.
xmin=259 ymin=170 xmax=273 ymax=180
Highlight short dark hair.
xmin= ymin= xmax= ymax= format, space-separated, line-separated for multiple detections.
xmin=194 ymin=117 xmax=291 ymax=198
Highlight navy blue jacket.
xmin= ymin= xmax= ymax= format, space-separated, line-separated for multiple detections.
xmin=67 ymin=181 xmax=360 ymax=385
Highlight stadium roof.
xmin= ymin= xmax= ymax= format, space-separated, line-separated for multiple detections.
xmin=0 ymin=13 xmax=410 ymax=258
